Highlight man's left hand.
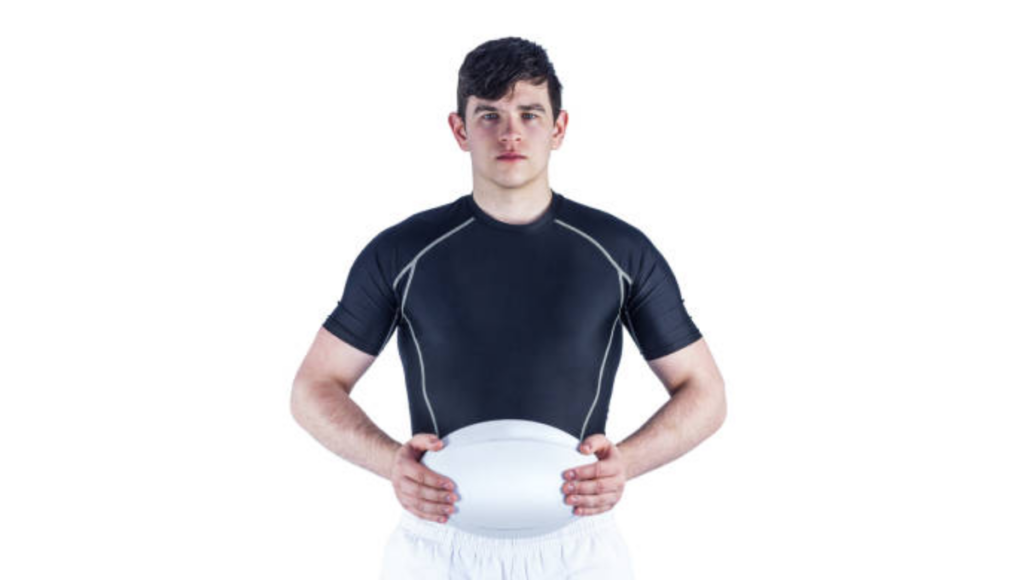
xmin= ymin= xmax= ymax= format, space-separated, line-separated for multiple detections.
xmin=561 ymin=434 xmax=627 ymax=516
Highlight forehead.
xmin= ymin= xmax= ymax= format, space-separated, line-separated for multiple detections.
xmin=469 ymin=80 xmax=550 ymax=111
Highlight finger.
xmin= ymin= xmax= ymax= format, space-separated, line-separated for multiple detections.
xmin=409 ymin=433 xmax=445 ymax=452
xmin=566 ymin=490 xmax=620 ymax=509
xmin=564 ymin=457 xmax=623 ymax=482
xmin=411 ymin=509 xmax=449 ymax=524
xmin=572 ymin=503 xmax=615 ymax=516
xmin=582 ymin=436 xmax=621 ymax=462
xmin=578 ymin=434 xmax=610 ymax=455
xmin=563 ymin=475 xmax=623 ymax=496
xmin=400 ymin=462 xmax=455 ymax=492
xmin=398 ymin=491 xmax=457 ymax=516
xmin=398 ymin=494 xmax=454 ymax=523
xmin=397 ymin=477 xmax=459 ymax=504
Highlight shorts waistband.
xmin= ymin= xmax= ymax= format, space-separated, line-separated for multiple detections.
xmin=396 ymin=509 xmax=620 ymax=551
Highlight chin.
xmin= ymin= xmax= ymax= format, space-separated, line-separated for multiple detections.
xmin=488 ymin=169 xmax=539 ymax=189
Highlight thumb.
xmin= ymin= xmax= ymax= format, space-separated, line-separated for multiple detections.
xmin=410 ymin=433 xmax=444 ymax=452
xmin=579 ymin=434 xmax=609 ymax=455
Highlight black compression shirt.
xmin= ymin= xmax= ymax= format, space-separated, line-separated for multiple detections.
xmin=323 ymin=190 xmax=702 ymax=442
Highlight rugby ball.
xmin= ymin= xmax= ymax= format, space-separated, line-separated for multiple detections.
xmin=420 ymin=419 xmax=598 ymax=538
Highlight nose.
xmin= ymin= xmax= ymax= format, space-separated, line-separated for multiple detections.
xmin=499 ymin=117 xmax=523 ymax=144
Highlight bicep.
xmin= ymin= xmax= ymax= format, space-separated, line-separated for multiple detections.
xmin=293 ymin=326 xmax=378 ymax=394
xmin=646 ymin=337 xmax=725 ymax=398
xmin=300 ymin=229 xmax=400 ymax=391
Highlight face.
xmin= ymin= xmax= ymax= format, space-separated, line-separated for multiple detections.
xmin=449 ymin=80 xmax=568 ymax=192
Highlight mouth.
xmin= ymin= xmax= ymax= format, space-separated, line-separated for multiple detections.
xmin=497 ymin=154 xmax=526 ymax=161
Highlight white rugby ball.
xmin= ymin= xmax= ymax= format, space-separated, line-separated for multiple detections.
xmin=420 ymin=419 xmax=598 ymax=538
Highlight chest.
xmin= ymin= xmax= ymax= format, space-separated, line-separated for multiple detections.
xmin=401 ymin=229 xmax=624 ymax=350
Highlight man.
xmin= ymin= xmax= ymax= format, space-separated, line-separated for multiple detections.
xmin=291 ymin=37 xmax=727 ymax=579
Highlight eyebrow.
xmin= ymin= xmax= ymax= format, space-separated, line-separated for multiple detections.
xmin=472 ymin=103 xmax=547 ymax=115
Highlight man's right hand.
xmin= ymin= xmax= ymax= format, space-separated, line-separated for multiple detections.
xmin=390 ymin=433 xmax=459 ymax=523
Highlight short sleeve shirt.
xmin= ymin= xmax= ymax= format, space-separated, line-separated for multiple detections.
xmin=323 ymin=191 xmax=702 ymax=441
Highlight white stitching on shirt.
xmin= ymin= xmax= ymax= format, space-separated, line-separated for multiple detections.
xmin=578 ymin=272 xmax=626 ymax=441
xmin=393 ymin=217 xmax=475 ymax=291
xmin=554 ymin=219 xmax=633 ymax=284
xmin=390 ymin=216 xmax=476 ymax=437
xmin=377 ymin=308 xmax=401 ymax=356
xmin=403 ymin=264 xmax=438 ymax=436
xmin=554 ymin=219 xmax=633 ymax=442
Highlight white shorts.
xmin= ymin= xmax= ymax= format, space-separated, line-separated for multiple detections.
xmin=379 ymin=508 xmax=636 ymax=580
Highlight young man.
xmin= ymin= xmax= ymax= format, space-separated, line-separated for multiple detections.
xmin=291 ymin=37 xmax=727 ymax=579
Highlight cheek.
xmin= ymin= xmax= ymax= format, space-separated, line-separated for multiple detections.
xmin=471 ymin=125 xmax=499 ymax=139
xmin=526 ymin=126 xmax=554 ymax=143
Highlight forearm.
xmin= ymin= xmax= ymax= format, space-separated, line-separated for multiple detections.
xmin=290 ymin=380 xmax=401 ymax=481
xmin=617 ymin=379 xmax=726 ymax=481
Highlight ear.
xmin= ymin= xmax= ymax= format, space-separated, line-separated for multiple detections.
xmin=551 ymin=109 xmax=568 ymax=150
xmin=448 ymin=112 xmax=471 ymax=152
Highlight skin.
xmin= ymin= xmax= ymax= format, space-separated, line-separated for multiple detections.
xmin=562 ymin=338 xmax=727 ymax=516
xmin=446 ymin=79 xmax=727 ymax=517
xmin=447 ymin=79 xmax=567 ymax=228
xmin=290 ymin=78 xmax=727 ymax=525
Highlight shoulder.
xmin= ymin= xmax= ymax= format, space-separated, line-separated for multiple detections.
xmin=558 ymin=194 xmax=652 ymax=247
xmin=556 ymin=194 xmax=657 ymax=277
xmin=358 ymin=195 xmax=472 ymax=278
xmin=379 ymin=194 xmax=471 ymax=248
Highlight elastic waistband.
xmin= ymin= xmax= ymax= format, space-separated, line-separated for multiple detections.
xmin=396 ymin=509 xmax=619 ymax=552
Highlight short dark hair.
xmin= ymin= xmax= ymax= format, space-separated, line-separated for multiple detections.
xmin=456 ymin=37 xmax=563 ymax=126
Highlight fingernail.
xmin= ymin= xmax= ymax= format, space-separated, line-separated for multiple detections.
xmin=566 ymin=483 xmax=575 ymax=492
xmin=566 ymin=470 xmax=576 ymax=480
xmin=445 ymin=481 xmax=454 ymax=490
xmin=581 ymin=445 xmax=590 ymax=452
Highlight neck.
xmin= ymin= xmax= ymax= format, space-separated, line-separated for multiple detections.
xmin=470 ymin=178 xmax=554 ymax=226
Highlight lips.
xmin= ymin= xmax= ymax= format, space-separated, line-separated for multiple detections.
xmin=497 ymin=152 xmax=526 ymax=160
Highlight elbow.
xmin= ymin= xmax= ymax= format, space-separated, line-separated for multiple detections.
xmin=289 ymin=378 xmax=352 ymax=427
xmin=699 ymin=379 xmax=726 ymax=434
xmin=290 ymin=381 xmax=312 ymax=426
xmin=713 ymin=383 xmax=727 ymax=431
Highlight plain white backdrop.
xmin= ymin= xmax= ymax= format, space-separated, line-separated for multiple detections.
xmin=2 ymin=1 xmax=1022 ymax=578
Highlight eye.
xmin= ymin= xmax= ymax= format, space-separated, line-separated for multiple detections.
xmin=523 ymin=113 xmax=538 ymax=120
xmin=483 ymin=113 xmax=497 ymax=120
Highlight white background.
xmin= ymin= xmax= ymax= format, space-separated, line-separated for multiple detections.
xmin=2 ymin=1 xmax=1022 ymax=578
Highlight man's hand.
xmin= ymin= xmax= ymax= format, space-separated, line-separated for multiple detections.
xmin=562 ymin=434 xmax=627 ymax=516
xmin=389 ymin=433 xmax=460 ymax=523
